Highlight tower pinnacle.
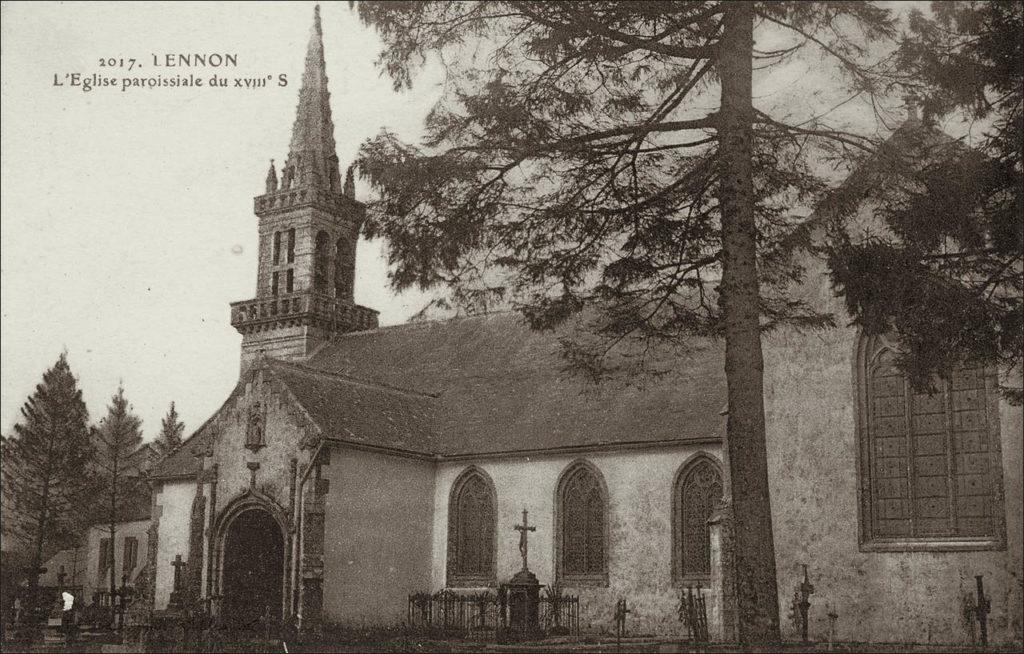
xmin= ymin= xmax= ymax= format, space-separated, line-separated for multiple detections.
xmin=281 ymin=4 xmax=341 ymax=193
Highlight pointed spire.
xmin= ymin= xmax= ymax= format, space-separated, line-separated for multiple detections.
xmin=284 ymin=4 xmax=341 ymax=192
xmin=265 ymin=159 xmax=278 ymax=194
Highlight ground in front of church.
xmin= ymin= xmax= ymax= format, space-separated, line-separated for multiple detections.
xmin=4 ymin=629 xmax=1017 ymax=653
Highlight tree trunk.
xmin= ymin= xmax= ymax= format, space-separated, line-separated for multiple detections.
xmin=28 ymin=441 xmax=55 ymax=629
xmin=110 ymin=456 xmax=118 ymax=597
xmin=716 ymin=1 xmax=781 ymax=645
xmin=109 ymin=522 xmax=116 ymax=596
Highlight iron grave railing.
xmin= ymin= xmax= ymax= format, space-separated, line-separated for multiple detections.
xmin=679 ymin=584 xmax=709 ymax=644
xmin=408 ymin=588 xmax=579 ymax=638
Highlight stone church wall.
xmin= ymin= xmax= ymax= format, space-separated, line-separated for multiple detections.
xmin=201 ymin=372 xmax=316 ymax=617
xmin=152 ymin=481 xmax=196 ymax=610
xmin=761 ymin=253 xmax=1024 ymax=646
xmin=431 ymin=446 xmax=723 ymax=636
xmin=320 ymin=445 xmax=435 ymax=626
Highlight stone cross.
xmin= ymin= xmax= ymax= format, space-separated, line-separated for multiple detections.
xmin=170 ymin=555 xmax=186 ymax=591
xmin=513 ymin=509 xmax=536 ymax=572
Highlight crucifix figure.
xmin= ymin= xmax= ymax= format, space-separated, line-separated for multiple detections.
xmin=514 ymin=509 xmax=536 ymax=572
xmin=170 ymin=555 xmax=186 ymax=592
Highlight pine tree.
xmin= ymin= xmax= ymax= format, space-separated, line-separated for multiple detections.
xmin=155 ymin=401 xmax=185 ymax=455
xmin=827 ymin=1 xmax=1023 ymax=401
xmin=92 ymin=384 xmax=144 ymax=596
xmin=354 ymin=1 xmax=896 ymax=643
xmin=0 ymin=353 xmax=94 ymax=620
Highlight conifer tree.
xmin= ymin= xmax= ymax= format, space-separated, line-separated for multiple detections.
xmin=92 ymin=384 xmax=143 ymax=595
xmin=354 ymin=1 xmax=897 ymax=643
xmin=155 ymin=401 xmax=185 ymax=455
xmin=827 ymin=1 xmax=1023 ymax=400
xmin=0 ymin=353 xmax=94 ymax=619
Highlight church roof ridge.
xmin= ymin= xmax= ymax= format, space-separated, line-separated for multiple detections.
xmin=269 ymin=356 xmax=442 ymax=399
xmin=330 ymin=309 xmax=521 ymax=340
xmin=780 ymin=117 xmax=963 ymax=251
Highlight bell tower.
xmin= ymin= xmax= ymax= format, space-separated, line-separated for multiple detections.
xmin=231 ymin=5 xmax=378 ymax=370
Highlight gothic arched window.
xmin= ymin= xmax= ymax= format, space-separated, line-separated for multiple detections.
xmin=856 ymin=334 xmax=1005 ymax=550
xmin=313 ymin=230 xmax=330 ymax=293
xmin=556 ymin=461 xmax=608 ymax=585
xmin=673 ymin=455 xmax=722 ymax=582
xmin=446 ymin=467 xmax=496 ymax=587
xmin=334 ymin=237 xmax=351 ymax=300
xmin=272 ymin=231 xmax=282 ymax=265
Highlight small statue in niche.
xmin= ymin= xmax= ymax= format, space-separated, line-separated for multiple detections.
xmin=245 ymin=401 xmax=266 ymax=452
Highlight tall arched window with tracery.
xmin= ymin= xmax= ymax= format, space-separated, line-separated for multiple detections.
xmin=446 ymin=468 xmax=496 ymax=587
xmin=556 ymin=461 xmax=608 ymax=585
xmin=673 ymin=455 xmax=722 ymax=583
xmin=857 ymin=334 xmax=1005 ymax=550
xmin=313 ymin=230 xmax=330 ymax=293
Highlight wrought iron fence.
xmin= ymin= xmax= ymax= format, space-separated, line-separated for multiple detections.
xmin=408 ymin=590 xmax=500 ymax=636
xmin=407 ymin=588 xmax=579 ymax=638
xmin=539 ymin=586 xmax=579 ymax=636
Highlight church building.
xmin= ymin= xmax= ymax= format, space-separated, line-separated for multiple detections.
xmin=145 ymin=7 xmax=1022 ymax=646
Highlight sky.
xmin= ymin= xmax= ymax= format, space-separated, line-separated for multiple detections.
xmin=1 ymin=2 xmax=443 ymax=438
xmin=0 ymin=1 xmax=949 ymax=441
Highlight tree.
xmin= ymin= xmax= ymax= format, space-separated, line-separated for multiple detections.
xmin=0 ymin=353 xmax=94 ymax=621
xmin=92 ymin=384 xmax=143 ymax=596
xmin=354 ymin=1 xmax=895 ymax=643
xmin=827 ymin=1 xmax=1023 ymax=400
xmin=155 ymin=401 xmax=185 ymax=455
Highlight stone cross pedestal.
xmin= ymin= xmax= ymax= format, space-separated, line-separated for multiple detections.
xmin=505 ymin=509 xmax=542 ymax=638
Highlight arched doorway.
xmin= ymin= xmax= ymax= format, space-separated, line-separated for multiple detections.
xmin=221 ymin=508 xmax=284 ymax=630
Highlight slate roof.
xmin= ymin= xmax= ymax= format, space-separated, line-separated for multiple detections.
xmin=270 ymin=361 xmax=439 ymax=455
xmin=151 ymin=313 xmax=726 ymax=478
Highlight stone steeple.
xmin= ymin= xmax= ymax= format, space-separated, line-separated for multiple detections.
xmin=280 ymin=5 xmax=342 ymax=193
xmin=231 ymin=4 xmax=377 ymax=373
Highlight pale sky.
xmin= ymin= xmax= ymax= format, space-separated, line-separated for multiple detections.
xmin=1 ymin=2 xmax=943 ymax=440
xmin=1 ymin=2 xmax=443 ymax=437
